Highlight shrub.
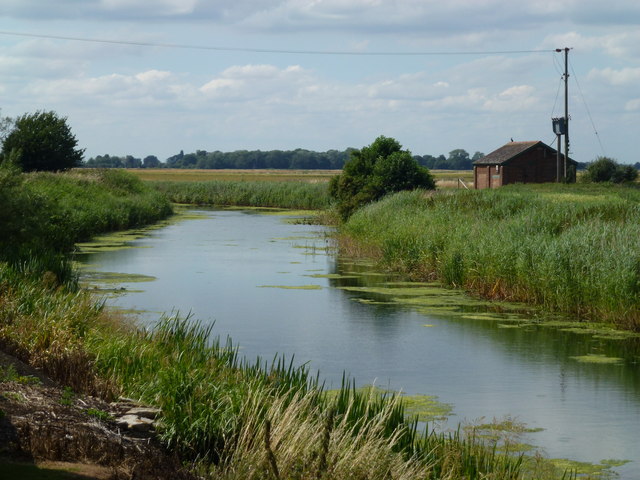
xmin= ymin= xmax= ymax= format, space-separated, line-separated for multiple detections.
xmin=1 ymin=110 xmax=84 ymax=172
xmin=329 ymin=136 xmax=435 ymax=219
xmin=582 ymin=156 xmax=638 ymax=183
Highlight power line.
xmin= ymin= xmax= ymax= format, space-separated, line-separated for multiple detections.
xmin=551 ymin=75 xmax=563 ymax=118
xmin=0 ymin=30 xmax=555 ymax=56
xmin=569 ymin=58 xmax=606 ymax=157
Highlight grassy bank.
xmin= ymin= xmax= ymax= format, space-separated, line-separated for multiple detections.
xmin=0 ymin=166 xmax=172 ymax=270
xmin=341 ymin=183 xmax=640 ymax=331
xmin=150 ymin=179 xmax=331 ymax=210
xmin=0 ymin=269 xmax=528 ymax=479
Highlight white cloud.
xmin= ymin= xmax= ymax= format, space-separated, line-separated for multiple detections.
xmin=625 ymin=99 xmax=640 ymax=111
xmin=483 ymin=85 xmax=538 ymax=112
xmin=542 ymin=31 xmax=640 ymax=60
xmin=100 ymin=0 xmax=199 ymax=15
xmin=588 ymin=67 xmax=640 ymax=86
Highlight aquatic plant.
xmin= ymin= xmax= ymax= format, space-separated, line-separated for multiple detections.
xmin=341 ymin=184 xmax=640 ymax=331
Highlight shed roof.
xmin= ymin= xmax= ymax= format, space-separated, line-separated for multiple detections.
xmin=473 ymin=141 xmax=575 ymax=166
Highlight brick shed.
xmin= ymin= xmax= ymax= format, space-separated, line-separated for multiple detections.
xmin=473 ymin=141 xmax=576 ymax=189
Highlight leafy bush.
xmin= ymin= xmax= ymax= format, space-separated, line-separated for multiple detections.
xmin=329 ymin=136 xmax=435 ymax=219
xmin=1 ymin=110 xmax=84 ymax=172
xmin=582 ymin=156 xmax=638 ymax=183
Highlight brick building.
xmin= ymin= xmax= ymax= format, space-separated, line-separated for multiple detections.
xmin=473 ymin=141 xmax=575 ymax=189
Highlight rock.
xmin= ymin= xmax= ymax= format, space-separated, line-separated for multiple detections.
xmin=116 ymin=414 xmax=154 ymax=433
xmin=125 ymin=407 xmax=162 ymax=420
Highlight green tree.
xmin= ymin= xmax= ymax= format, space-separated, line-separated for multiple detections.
xmin=582 ymin=156 xmax=638 ymax=184
xmin=0 ymin=109 xmax=13 ymax=143
xmin=1 ymin=110 xmax=84 ymax=172
xmin=329 ymin=135 xmax=435 ymax=219
xmin=446 ymin=149 xmax=471 ymax=169
xmin=143 ymin=155 xmax=161 ymax=168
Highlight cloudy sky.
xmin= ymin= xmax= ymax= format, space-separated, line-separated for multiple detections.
xmin=1 ymin=1 xmax=639 ymax=163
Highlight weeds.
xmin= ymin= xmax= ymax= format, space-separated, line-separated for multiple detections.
xmin=86 ymin=408 xmax=112 ymax=422
xmin=60 ymin=386 xmax=75 ymax=406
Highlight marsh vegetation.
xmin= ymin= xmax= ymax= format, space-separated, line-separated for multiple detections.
xmin=341 ymin=183 xmax=640 ymax=332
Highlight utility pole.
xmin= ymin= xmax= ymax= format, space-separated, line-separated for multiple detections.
xmin=556 ymin=47 xmax=570 ymax=180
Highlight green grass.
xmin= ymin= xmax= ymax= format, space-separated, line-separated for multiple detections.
xmin=150 ymin=179 xmax=331 ymax=210
xmin=0 ymin=265 xmax=527 ymax=479
xmin=0 ymin=166 xmax=172 ymax=275
xmin=341 ymin=183 xmax=640 ymax=331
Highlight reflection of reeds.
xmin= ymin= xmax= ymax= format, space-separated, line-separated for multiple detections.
xmin=342 ymin=184 xmax=640 ymax=331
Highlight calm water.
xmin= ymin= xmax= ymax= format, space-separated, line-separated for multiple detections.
xmin=77 ymin=209 xmax=640 ymax=478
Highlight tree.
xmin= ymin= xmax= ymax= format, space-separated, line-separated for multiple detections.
xmin=582 ymin=156 xmax=638 ymax=184
xmin=1 ymin=110 xmax=84 ymax=172
xmin=472 ymin=151 xmax=485 ymax=163
xmin=329 ymin=135 xmax=435 ymax=219
xmin=0 ymin=109 xmax=13 ymax=143
xmin=446 ymin=149 xmax=471 ymax=170
xmin=143 ymin=155 xmax=161 ymax=168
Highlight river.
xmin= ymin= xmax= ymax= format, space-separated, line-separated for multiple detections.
xmin=76 ymin=208 xmax=640 ymax=478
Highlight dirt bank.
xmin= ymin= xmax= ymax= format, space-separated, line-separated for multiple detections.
xmin=0 ymin=350 xmax=195 ymax=480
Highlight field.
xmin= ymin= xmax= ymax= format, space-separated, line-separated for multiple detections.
xmin=129 ymin=168 xmax=340 ymax=183
xmin=127 ymin=168 xmax=475 ymax=188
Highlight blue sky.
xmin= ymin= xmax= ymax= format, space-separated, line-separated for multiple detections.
xmin=1 ymin=1 xmax=639 ymax=163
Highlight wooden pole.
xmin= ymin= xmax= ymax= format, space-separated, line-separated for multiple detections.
xmin=563 ymin=47 xmax=569 ymax=180
xmin=557 ymin=134 xmax=562 ymax=182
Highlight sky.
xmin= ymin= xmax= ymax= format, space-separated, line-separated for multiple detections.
xmin=1 ymin=1 xmax=639 ymax=164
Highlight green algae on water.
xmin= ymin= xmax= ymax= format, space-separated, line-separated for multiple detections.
xmin=547 ymin=457 xmax=629 ymax=478
xmin=326 ymin=385 xmax=453 ymax=422
xmin=570 ymin=354 xmax=624 ymax=364
xmin=81 ymin=271 xmax=156 ymax=284
xmin=401 ymin=394 xmax=453 ymax=422
xmin=305 ymin=273 xmax=359 ymax=280
xmin=259 ymin=284 xmax=322 ymax=290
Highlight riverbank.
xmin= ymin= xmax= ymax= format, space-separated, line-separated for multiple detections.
xmin=340 ymin=184 xmax=640 ymax=332
xmin=0 ymin=349 xmax=194 ymax=480
xmin=0 ymin=168 xmax=530 ymax=479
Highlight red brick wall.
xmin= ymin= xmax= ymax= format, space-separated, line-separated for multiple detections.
xmin=502 ymin=147 xmax=558 ymax=185
xmin=474 ymin=165 xmax=503 ymax=189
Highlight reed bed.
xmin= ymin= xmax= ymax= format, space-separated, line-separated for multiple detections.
xmin=149 ymin=179 xmax=331 ymax=210
xmin=1 ymin=166 xmax=172 ymax=269
xmin=341 ymin=184 xmax=640 ymax=331
xmin=0 ymin=273 xmax=526 ymax=479
xmin=24 ymin=169 xmax=173 ymax=243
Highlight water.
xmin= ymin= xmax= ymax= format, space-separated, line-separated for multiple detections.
xmin=77 ymin=208 xmax=640 ymax=478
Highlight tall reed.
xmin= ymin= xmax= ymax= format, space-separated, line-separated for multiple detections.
xmin=342 ymin=184 xmax=640 ymax=331
xmin=150 ymin=179 xmax=331 ymax=210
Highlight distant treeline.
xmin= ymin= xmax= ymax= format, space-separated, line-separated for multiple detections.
xmin=82 ymin=148 xmax=491 ymax=170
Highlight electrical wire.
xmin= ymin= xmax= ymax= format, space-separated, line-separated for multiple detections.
xmin=0 ymin=30 xmax=556 ymax=56
xmin=551 ymin=76 xmax=563 ymax=118
xmin=569 ymin=58 xmax=606 ymax=156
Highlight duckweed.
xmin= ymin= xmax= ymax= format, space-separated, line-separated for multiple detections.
xmin=258 ymin=285 xmax=323 ymax=290
xmin=570 ymin=354 xmax=624 ymax=364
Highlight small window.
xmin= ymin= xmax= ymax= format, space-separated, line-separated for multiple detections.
xmin=495 ymin=165 xmax=500 ymax=173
